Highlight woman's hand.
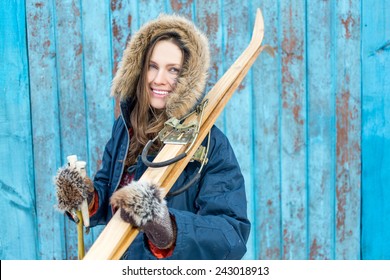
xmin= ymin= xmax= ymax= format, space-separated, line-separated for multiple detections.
xmin=54 ymin=166 xmax=94 ymax=213
xmin=110 ymin=180 xmax=176 ymax=249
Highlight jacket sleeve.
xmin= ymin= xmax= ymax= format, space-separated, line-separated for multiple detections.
xmin=89 ymin=117 xmax=122 ymax=226
xmin=165 ymin=128 xmax=251 ymax=260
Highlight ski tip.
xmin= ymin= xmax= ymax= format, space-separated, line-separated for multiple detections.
xmin=252 ymin=8 xmax=265 ymax=43
xmin=256 ymin=8 xmax=263 ymax=19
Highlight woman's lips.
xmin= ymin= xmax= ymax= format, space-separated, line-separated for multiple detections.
xmin=151 ymin=88 xmax=170 ymax=97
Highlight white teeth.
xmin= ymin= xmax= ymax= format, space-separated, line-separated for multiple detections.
xmin=153 ymin=89 xmax=169 ymax=95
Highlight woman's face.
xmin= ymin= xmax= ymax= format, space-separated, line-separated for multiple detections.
xmin=147 ymin=40 xmax=183 ymax=110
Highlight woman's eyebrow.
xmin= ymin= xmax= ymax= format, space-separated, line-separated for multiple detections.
xmin=149 ymin=60 xmax=181 ymax=67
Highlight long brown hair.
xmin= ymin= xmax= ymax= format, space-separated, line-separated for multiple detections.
xmin=126 ymin=33 xmax=189 ymax=166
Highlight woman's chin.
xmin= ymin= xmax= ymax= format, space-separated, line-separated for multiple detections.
xmin=150 ymin=98 xmax=167 ymax=110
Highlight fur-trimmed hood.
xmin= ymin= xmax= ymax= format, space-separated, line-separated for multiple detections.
xmin=111 ymin=14 xmax=210 ymax=119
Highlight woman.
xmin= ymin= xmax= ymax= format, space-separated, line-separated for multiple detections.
xmin=55 ymin=14 xmax=250 ymax=260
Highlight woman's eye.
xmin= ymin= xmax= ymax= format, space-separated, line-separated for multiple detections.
xmin=169 ymin=67 xmax=180 ymax=74
xmin=149 ymin=64 xmax=158 ymax=70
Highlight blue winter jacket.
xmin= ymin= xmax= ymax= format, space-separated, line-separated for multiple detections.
xmin=89 ymin=101 xmax=251 ymax=259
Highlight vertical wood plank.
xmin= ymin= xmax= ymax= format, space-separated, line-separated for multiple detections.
xmin=251 ymin=0 xmax=281 ymax=260
xmin=168 ymin=0 xmax=194 ymax=18
xmin=361 ymin=0 xmax=390 ymax=259
xmin=53 ymin=0 xmax=86 ymax=259
xmin=26 ymin=0 xmax=64 ymax=259
xmin=81 ymin=0 xmax=116 ymax=253
xmin=307 ymin=0 xmax=335 ymax=259
xmin=280 ymin=0 xmax=307 ymax=259
xmin=138 ymin=0 xmax=166 ymax=23
xmin=194 ymin=0 xmax=224 ymax=131
xmin=137 ymin=0 xmax=166 ymax=39
xmin=221 ymin=0 xmax=255 ymax=260
xmin=110 ymin=0 xmax=138 ymax=117
xmin=335 ymin=0 xmax=361 ymax=260
xmin=0 ymin=0 xmax=38 ymax=259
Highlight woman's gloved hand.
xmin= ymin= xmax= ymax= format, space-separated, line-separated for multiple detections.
xmin=110 ymin=180 xmax=176 ymax=249
xmin=54 ymin=166 xmax=95 ymax=213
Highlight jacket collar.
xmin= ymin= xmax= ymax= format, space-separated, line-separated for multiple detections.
xmin=120 ymin=98 xmax=135 ymax=129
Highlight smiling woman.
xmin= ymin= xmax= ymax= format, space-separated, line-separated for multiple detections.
xmin=53 ymin=13 xmax=250 ymax=260
xmin=147 ymin=40 xmax=183 ymax=110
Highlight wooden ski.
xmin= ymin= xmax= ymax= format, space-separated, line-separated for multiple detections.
xmin=83 ymin=8 xmax=271 ymax=260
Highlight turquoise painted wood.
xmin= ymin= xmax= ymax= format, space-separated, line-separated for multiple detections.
xmin=25 ymin=0 xmax=64 ymax=259
xmin=306 ymin=0 xmax=334 ymax=260
xmin=361 ymin=0 xmax=390 ymax=260
xmin=335 ymin=0 xmax=361 ymax=260
xmin=53 ymin=0 xmax=88 ymax=259
xmin=1 ymin=0 xmax=389 ymax=260
xmin=0 ymin=0 xmax=38 ymax=260
xmin=279 ymin=0 xmax=308 ymax=260
xmin=252 ymin=0 xmax=281 ymax=260
xmin=81 ymin=0 xmax=116 ymax=254
xmin=109 ymin=0 xmax=137 ymax=117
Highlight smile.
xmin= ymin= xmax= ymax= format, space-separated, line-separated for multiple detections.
xmin=152 ymin=89 xmax=170 ymax=96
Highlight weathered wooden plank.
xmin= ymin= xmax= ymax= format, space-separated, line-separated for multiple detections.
xmin=334 ymin=0 xmax=361 ymax=260
xmin=194 ymin=0 xmax=224 ymax=133
xmin=361 ymin=0 xmax=390 ymax=260
xmin=53 ymin=0 xmax=86 ymax=259
xmin=26 ymin=0 xmax=64 ymax=259
xmin=306 ymin=0 xmax=334 ymax=259
xmin=251 ymin=0 xmax=281 ymax=260
xmin=0 ymin=0 xmax=38 ymax=260
xmin=221 ymin=0 xmax=255 ymax=260
xmin=168 ymin=0 xmax=193 ymax=19
xmin=81 ymin=0 xmax=117 ymax=255
xmin=138 ymin=0 xmax=166 ymax=23
xmin=110 ymin=0 xmax=138 ymax=117
xmin=279 ymin=0 xmax=307 ymax=259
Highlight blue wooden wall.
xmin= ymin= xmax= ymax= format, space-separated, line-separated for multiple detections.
xmin=0 ymin=0 xmax=389 ymax=260
xmin=361 ymin=0 xmax=390 ymax=259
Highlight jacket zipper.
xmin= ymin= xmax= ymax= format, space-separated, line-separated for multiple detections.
xmin=111 ymin=106 xmax=130 ymax=215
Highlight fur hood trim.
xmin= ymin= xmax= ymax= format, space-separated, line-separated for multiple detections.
xmin=111 ymin=14 xmax=210 ymax=118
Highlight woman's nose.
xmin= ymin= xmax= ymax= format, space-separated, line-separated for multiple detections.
xmin=153 ymin=69 xmax=167 ymax=84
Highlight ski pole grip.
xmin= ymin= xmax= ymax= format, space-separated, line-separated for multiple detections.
xmin=67 ymin=155 xmax=78 ymax=168
xmin=141 ymin=140 xmax=186 ymax=168
xmin=76 ymin=161 xmax=87 ymax=178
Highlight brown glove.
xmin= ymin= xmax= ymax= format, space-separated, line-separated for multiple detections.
xmin=54 ymin=166 xmax=95 ymax=213
xmin=110 ymin=180 xmax=176 ymax=249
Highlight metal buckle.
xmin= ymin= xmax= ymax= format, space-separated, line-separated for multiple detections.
xmin=191 ymin=145 xmax=208 ymax=164
xmin=141 ymin=99 xmax=209 ymax=168
xmin=159 ymin=99 xmax=208 ymax=146
xmin=163 ymin=127 xmax=197 ymax=144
